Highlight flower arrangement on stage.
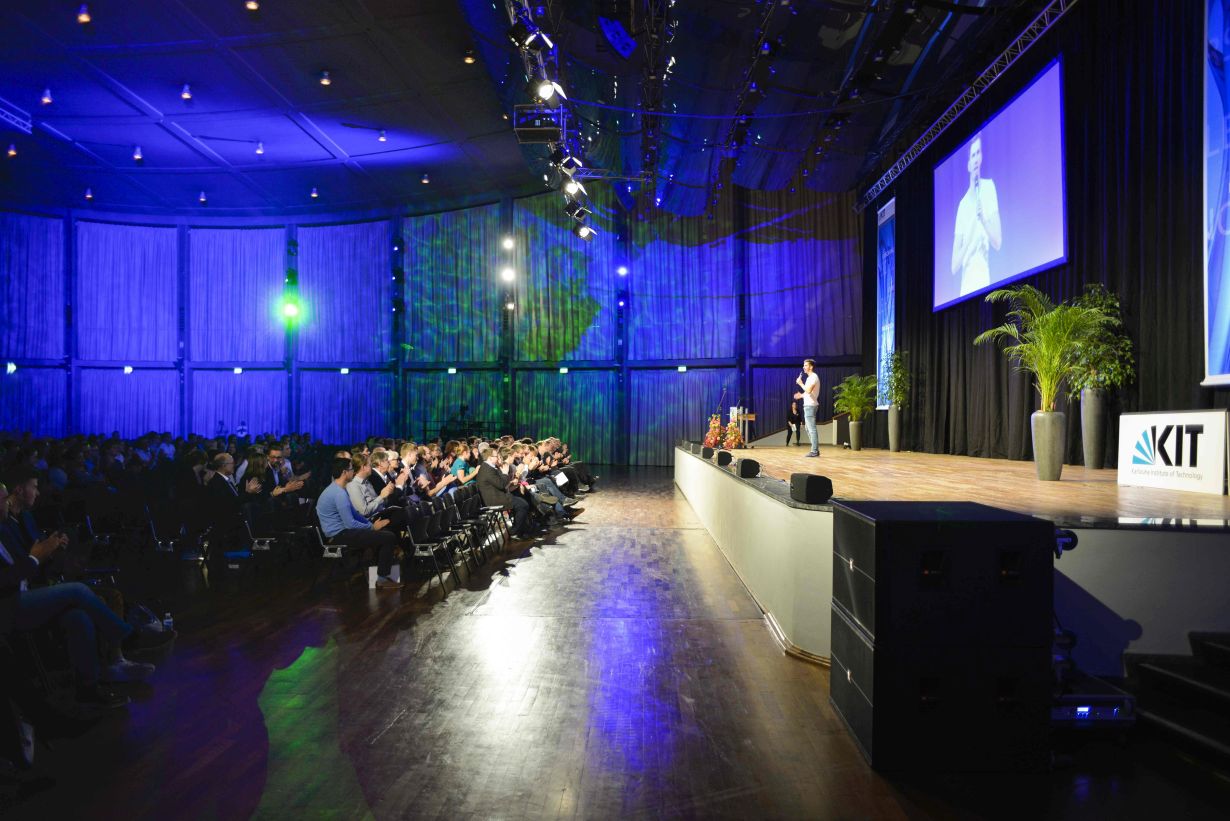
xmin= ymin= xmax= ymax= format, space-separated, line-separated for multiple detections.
xmin=702 ymin=414 xmax=724 ymax=448
xmin=723 ymin=419 xmax=743 ymax=450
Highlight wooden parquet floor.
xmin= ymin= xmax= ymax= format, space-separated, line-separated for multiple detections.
xmin=750 ymin=445 xmax=1230 ymax=523
xmin=8 ymin=468 xmax=1230 ymax=819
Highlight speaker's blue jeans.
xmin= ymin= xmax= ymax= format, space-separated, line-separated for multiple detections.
xmin=804 ymin=405 xmax=819 ymax=454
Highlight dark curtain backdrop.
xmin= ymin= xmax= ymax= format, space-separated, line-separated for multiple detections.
xmin=0 ymin=368 xmax=66 ymax=437
xmin=629 ymin=368 xmax=738 ymax=465
xmin=0 ymin=213 xmax=64 ymax=360
xmin=189 ymin=369 xmax=288 ymax=439
xmin=402 ymin=370 xmax=502 ymax=442
xmin=76 ymin=222 xmax=178 ymax=362
xmin=515 ymin=369 xmax=617 ymax=464
xmin=299 ymin=370 xmax=394 ymax=445
xmin=745 ymin=190 xmax=862 ymax=359
xmin=296 ymin=221 xmax=392 ymax=364
xmin=873 ymin=0 xmax=1220 ymax=465
xmin=403 ymin=203 xmax=503 ymax=363
xmin=77 ymin=368 xmax=179 ymax=437
xmin=513 ymin=194 xmax=619 ymax=362
xmin=188 ymin=227 xmax=286 ymax=363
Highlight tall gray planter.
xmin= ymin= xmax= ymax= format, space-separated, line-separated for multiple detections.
xmin=887 ymin=406 xmax=901 ymax=452
xmin=1080 ymin=388 xmax=1106 ymax=470
xmin=849 ymin=420 xmax=863 ymax=451
xmin=1031 ymin=410 xmax=1066 ymax=481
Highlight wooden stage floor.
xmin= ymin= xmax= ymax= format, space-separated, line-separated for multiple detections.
xmin=747 ymin=445 xmax=1230 ymax=524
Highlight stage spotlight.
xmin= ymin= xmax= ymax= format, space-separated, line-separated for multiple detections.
xmin=563 ymin=176 xmax=587 ymax=197
xmin=617 ymin=266 xmax=628 ymax=276
xmin=77 ymin=4 xmax=91 ymax=24
xmin=559 ymin=367 xmax=569 ymax=374
xmin=340 ymin=368 xmax=350 ymax=375
xmin=5 ymin=363 xmax=16 ymax=375
xmin=506 ymin=302 xmax=516 ymax=311
xmin=463 ymin=49 xmax=476 ymax=64
xmin=501 ymin=235 xmax=515 ymax=250
xmin=255 ymin=141 xmax=264 ymax=154
xmin=41 ymin=88 xmax=53 ymax=105
xmin=280 ymin=298 xmax=300 ymax=319
xmin=133 ymin=145 xmax=143 ymax=161
xmin=420 ymin=173 xmax=430 ymax=184
xmin=84 ymin=188 xmax=93 ymax=201
xmin=310 ymin=187 xmax=318 ymax=198
xmin=549 ymin=148 xmax=583 ymax=172
xmin=564 ymin=200 xmax=591 ymax=221
xmin=573 ymin=223 xmax=596 ymax=242
xmin=500 ymin=267 xmax=515 ymax=282
xmin=319 ymin=70 xmax=332 ymax=86
xmin=233 ymin=367 xmax=243 ymax=375
xmin=198 ymin=191 xmax=207 ymax=204
xmin=6 ymin=145 xmax=15 ymax=158
xmin=508 ymin=19 xmax=553 ymax=51
xmin=123 ymin=366 xmax=133 ymax=375
xmin=447 ymin=367 xmax=457 ymax=374
xmin=378 ymin=129 xmax=387 ymax=142
xmin=678 ymin=366 xmax=687 ymax=372
xmin=245 ymin=0 xmax=259 ymax=9
xmin=181 ymin=84 xmax=192 ymax=100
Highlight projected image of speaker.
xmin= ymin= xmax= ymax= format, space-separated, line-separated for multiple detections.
xmin=701 ymin=446 xmax=714 ymax=459
xmin=790 ymin=473 xmax=834 ymax=504
xmin=735 ymin=458 xmax=760 ymax=478
xmin=716 ymin=450 xmax=734 ymax=466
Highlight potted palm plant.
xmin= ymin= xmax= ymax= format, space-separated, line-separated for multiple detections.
xmin=1069 ymin=284 xmax=1134 ymax=470
xmin=974 ymin=285 xmax=1109 ymax=481
xmin=834 ymin=374 xmax=877 ymax=451
xmin=885 ymin=350 xmax=909 ymax=452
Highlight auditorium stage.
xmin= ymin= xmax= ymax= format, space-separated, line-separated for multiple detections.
xmin=747 ymin=444 xmax=1230 ymax=526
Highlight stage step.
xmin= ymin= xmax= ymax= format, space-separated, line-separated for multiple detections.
xmin=1125 ymin=631 xmax=1230 ymax=770
xmin=1191 ymin=633 xmax=1230 ymax=671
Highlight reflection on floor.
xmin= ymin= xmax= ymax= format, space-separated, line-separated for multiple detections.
xmin=8 ymin=467 xmax=1230 ymax=819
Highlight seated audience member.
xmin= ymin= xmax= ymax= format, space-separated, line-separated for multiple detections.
xmin=346 ymin=453 xmax=408 ymax=530
xmin=475 ymin=445 xmax=531 ymax=540
xmin=450 ymin=443 xmax=479 ymax=488
xmin=0 ymin=483 xmax=135 ymax=708
xmin=206 ymin=453 xmax=259 ymax=552
xmin=316 ymin=457 xmax=401 ymax=590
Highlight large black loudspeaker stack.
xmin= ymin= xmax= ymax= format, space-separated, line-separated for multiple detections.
xmin=829 ymin=501 xmax=1053 ymax=772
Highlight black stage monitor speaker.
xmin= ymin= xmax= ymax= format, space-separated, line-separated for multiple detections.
xmin=689 ymin=442 xmax=702 ymax=454
xmin=735 ymin=458 xmax=760 ymax=478
xmin=701 ymin=446 xmax=714 ymax=459
xmin=716 ymin=450 xmax=734 ymax=466
xmin=790 ymin=473 xmax=833 ymax=504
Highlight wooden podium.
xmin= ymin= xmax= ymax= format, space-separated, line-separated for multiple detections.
xmin=733 ymin=412 xmax=756 ymax=445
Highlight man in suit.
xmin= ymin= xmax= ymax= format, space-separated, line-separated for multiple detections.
xmin=206 ymin=453 xmax=257 ymax=552
xmin=475 ymin=445 xmax=531 ymax=540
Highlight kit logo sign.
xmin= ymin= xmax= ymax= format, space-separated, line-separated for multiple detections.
xmin=1131 ymin=424 xmax=1203 ymax=468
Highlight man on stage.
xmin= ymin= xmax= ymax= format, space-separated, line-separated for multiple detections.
xmin=794 ymin=359 xmax=820 ymax=458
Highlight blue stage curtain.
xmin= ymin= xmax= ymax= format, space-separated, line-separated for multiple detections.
xmin=403 ymin=370 xmax=502 ymax=442
xmin=188 ymin=227 xmax=286 ymax=362
xmin=403 ymin=203 xmax=502 ymax=363
xmin=298 ymin=370 xmax=394 ymax=445
xmin=751 ymin=364 xmax=860 ymax=440
xmin=744 ymin=189 xmax=862 ymax=359
xmin=515 ymin=369 xmax=617 ymax=464
xmin=296 ymin=221 xmax=392 ymax=364
xmin=512 ymin=194 xmax=618 ymax=362
xmin=77 ymin=368 xmax=179 ymax=437
xmin=0 ymin=368 xmax=68 ymax=436
xmin=76 ymin=222 xmax=178 ymax=362
xmin=629 ymin=368 xmax=738 ymax=465
xmin=190 ymin=369 xmax=287 ymax=438
xmin=0 ymin=213 xmax=65 ymax=360
xmin=628 ymin=212 xmax=738 ymax=360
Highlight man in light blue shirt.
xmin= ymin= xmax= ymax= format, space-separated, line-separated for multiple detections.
xmin=316 ymin=457 xmax=401 ymax=590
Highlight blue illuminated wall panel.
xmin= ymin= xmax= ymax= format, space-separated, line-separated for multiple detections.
xmin=515 ymin=368 xmax=617 ymax=464
xmin=190 ymin=369 xmax=288 ymax=438
xmin=0 ymin=368 xmax=67 ymax=437
xmin=188 ymin=227 xmax=286 ymax=362
xmin=0 ymin=213 xmax=64 ymax=360
xmin=403 ymin=203 xmax=503 ymax=363
xmin=76 ymin=222 xmax=178 ymax=362
xmin=403 ymin=370 xmax=503 ymax=442
xmin=77 ymin=368 xmax=179 ymax=437
xmin=629 ymin=368 xmax=738 ymax=465
xmin=299 ymin=369 xmax=394 ymax=445
xmin=296 ymin=221 xmax=392 ymax=364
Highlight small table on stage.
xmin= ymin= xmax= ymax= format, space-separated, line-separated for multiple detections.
xmin=733 ymin=412 xmax=756 ymax=444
